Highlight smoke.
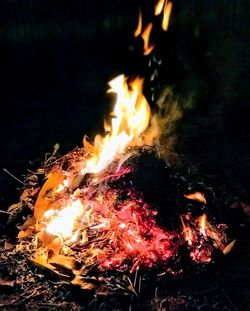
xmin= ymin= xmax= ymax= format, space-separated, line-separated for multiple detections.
xmin=144 ymin=86 xmax=183 ymax=149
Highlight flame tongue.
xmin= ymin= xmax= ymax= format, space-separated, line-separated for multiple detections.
xmin=184 ymin=192 xmax=207 ymax=204
xmin=82 ymin=75 xmax=151 ymax=175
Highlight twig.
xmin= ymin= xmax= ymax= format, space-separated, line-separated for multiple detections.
xmin=154 ymin=287 xmax=157 ymax=298
xmin=26 ymin=168 xmax=44 ymax=175
xmin=221 ymin=288 xmax=240 ymax=311
xmin=128 ymin=271 xmax=140 ymax=311
xmin=0 ymin=209 xmax=10 ymax=214
xmin=129 ymin=301 xmax=133 ymax=311
xmin=127 ymin=275 xmax=138 ymax=297
xmin=0 ymin=286 xmax=44 ymax=307
xmin=3 ymin=168 xmax=24 ymax=184
xmin=37 ymin=302 xmax=75 ymax=308
xmin=138 ymin=275 xmax=142 ymax=294
xmin=43 ymin=146 xmax=79 ymax=168
xmin=133 ymin=268 xmax=138 ymax=289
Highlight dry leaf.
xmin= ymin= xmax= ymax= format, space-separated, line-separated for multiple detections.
xmin=96 ymin=285 xmax=109 ymax=296
xmin=31 ymin=253 xmax=57 ymax=274
xmin=18 ymin=229 xmax=33 ymax=239
xmin=34 ymin=171 xmax=64 ymax=220
xmin=71 ymin=275 xmax=95 ymax=290
xmin=7 ymin=202 xmax=23 ymax=213
xmin=7 ymin=202 xmax=24 ymax=223
xmin=37 ymin=231 xmax=62 ymax=254
xmin=17 ymin=215 xmax=35 ymax=238
xmin=21 ymin=188 xmax=40 ymax=206
xmin=49 ymin=254 xmax=76 ymax=271
xmin=31 ymin=254 xmax=70 ymax=278
xmin=0 ymin=277 xmax=15 ymax=287
xmin=4 ymin=241 xmax=13 ymax=249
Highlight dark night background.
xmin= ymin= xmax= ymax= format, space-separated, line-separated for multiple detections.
xmin=0 ymin=1 xmax=249 ymax=207
xmin=0 ymin=1 xmax=249 ymax=309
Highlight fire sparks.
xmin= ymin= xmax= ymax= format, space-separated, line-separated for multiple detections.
xmin=162 ymin=1 xmax=173 ymax=31
xmin=134 ymin=0 xmax=173 ymax=56
xmin=141 ymin=23 xmax=155 ymax=56
xmin=155 ymin=0 xmax=165 ymax=16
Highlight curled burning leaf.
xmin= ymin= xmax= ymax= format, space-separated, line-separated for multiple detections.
xmin=223 ymin=239 xmax=237 ymax=255
xmin=34 ymin=171 xmax=65 ymax=220
xmin=184 ymin=192 xmax=207 ymax=204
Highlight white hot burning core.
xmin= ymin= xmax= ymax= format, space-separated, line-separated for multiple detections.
xmin=44 ymin=199 xmax=83 ymax=238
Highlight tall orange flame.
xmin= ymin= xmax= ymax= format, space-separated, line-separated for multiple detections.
xmin=134 ymin=10 xmax=142 ymax=37
xmin=82 ymin=75 xmax=151 ymax=175
xmin=141 ymin=23 xmax=155 ymax=56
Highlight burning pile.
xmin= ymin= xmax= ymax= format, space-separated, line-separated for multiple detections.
xmin=7 ymin=0 xmax=234 ymax=293
xmin=16 ymin=74 xmax=230 ymax=288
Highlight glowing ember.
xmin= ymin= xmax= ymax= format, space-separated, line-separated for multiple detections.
xmin=180 ymin=211 xmax=228 ymax=264
xmin=32 ymin=154 xmax=184 ymax=272
xmin=26 ymin=146 xmax=228 ymax=277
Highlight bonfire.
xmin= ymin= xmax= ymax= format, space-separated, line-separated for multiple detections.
xmin=0 ymin=1 xmax=243 ymax=310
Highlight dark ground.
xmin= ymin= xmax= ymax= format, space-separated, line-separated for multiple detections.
xmin=0 ymin=0 xmax=249 ymax=310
